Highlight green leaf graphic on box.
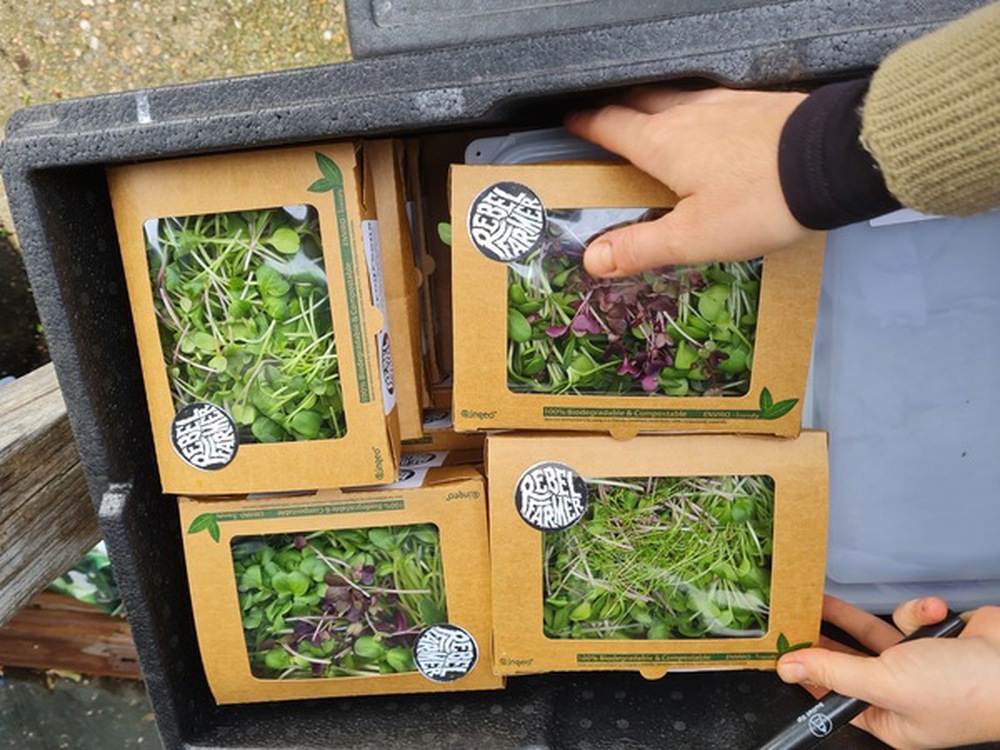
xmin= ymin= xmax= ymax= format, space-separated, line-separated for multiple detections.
xmin=775 ymin=632 xmax=811 ymax=655
xmin=187 ymin=513 xmax=221 ymax=543
xmin=315 ymin=152 xmax=343 ymax=187
xmin=760 ymin=388 xmax=774 ymax=413
xmin=776 ymin=632 xmax=790 ymax=654
xmin=759 ymin=388 xmax=798 ymax=420
xmin=308 ymin=178 xmax=334 ymax=193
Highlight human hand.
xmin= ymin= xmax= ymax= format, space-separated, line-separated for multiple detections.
xmin=776 ymin=595 xmax=1000 ymax=749
xmin=564 ymin=86 xmax=815 ymax=277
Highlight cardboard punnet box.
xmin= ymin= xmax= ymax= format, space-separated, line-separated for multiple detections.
xmin=487 ymin=431 xmax=828 ymax=678
xmin=401 ymin=409 xmax=486 ymax=454
xmin=403 ymin=138 xmax=444 ymax=388
xmin=109 ymin=144 xmax=400 ymax=494
xmin=396 ymin=448 xmax=483 ymax=481
xmin=178 ymin=465 xmax=501 ymax=704
xmin=367 ymin=139 xmax=428 ymax=440
xmin=451 ymin=164 xmax=825 ymax=437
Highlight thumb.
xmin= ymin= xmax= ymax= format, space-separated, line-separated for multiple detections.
xmin=582 ymin=203 xmax=700 ymax=278
xmin=777 ymin=649 xmax=892 ymax=707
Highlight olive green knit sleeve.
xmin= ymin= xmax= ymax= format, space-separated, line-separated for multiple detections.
xmin=861 ymin=2 xmax=1000 ymax=216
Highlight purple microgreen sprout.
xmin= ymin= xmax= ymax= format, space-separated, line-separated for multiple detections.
xmin=232 ymin=523 xmax=446 ymax=679
xmin=507 ymin=207 xmax=761 ymax=397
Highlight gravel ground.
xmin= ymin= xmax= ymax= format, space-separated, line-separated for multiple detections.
xmin=0 ymin=0 xmax=352 ymax=237
xmin=0 ymin=4 xmax=351 ymax=746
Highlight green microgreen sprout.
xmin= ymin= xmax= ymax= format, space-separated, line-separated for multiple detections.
xmin=146 ymin=206 xmax=346 ymax=443
xmin=507 ymin=208 xmax=762 ymax=397
xmin=232 ymin=524 xmax=447 ymax=679
xmin=543 ymin=474 xmax=774 ymax=640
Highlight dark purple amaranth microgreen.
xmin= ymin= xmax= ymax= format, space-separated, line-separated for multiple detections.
xmin=232 ymin=524 xmax=446 ymax=680
xmin=507 ymin=208 xmax=762 ymax=397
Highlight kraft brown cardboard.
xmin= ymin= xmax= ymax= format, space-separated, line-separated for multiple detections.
xmin=430 ymin=383 xmax=452 ymax=410
xmin=367 ymin=140 xmax=427 ymax=440
xmin=451 ymin=164 xmax=825 ymax=438
xmin=109 ymin=144 xmax=399 ymax=494
xmin=178 ymin=465 xmax=501 ymax=704
xmin=403 ymin=138 xmax=443 ymax=387
xmin=401 ymin=409 xmax=485 ymax=454
xmin=487 ymin=431 xmax=828 ymax=678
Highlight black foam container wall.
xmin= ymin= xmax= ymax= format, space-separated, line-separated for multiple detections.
xmin=4 ymin=2 xmax=988 ymax=746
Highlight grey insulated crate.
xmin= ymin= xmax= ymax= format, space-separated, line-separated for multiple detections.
xmin=345 ymin=0 xmax=780 ymax=58
xmin=1 ymin=2 xmax=990 ymax=747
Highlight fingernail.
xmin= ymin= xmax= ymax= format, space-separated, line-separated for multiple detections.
xmin=776 ymin=661 xmax=807 ymax=683
xmin=586 ymin=241 xmax=615 ymax=275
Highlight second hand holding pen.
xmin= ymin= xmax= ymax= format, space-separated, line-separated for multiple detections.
xmin=753 ymin=611 xmax=967 ymax=750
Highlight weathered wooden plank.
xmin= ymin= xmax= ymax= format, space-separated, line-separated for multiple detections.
xmin=0 ymin=363 xmax=100 ymax=625
xmin=0 ymin=592 xmax=140 ymax=679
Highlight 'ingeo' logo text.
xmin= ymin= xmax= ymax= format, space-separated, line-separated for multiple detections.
xmin=515 ymin=461 xmax=589 ymax=531
xmin=467 ymin=181 xmax=545 ymax=262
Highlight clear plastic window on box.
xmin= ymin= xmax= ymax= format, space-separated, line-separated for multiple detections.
xmin=231 ymin=524 xmax=447 ymax=680
xmin=145 ymin=205 xmax=347 ymax=443
xmin=543 ymin=474 xmax=774 ymax=640
xmin=507 ymin=208 xmax=762 ymax=398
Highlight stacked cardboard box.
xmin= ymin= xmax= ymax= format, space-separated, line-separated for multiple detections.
xmin=449 ymin=161 xmax=830 ymax=677
xmin=109 ymin=142 xmax=499 ymax=703
xmin=107 ymin=137 xmax=830 ymax=703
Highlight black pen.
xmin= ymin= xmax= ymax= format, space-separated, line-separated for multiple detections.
xmin=753 ymin=611 xmax=966 ymax=750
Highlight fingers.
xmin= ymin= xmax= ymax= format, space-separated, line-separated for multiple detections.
xmin=776 ymin=648 xmax=891 ymax=707
xmin=583 ymin=198 xmax=771 ymax=277
xmin=582 ymin=203 xmax=703 ymax=277
xmin=817 ymin=634 xmax=864 ymax=656
xmin=892 ymin=597 xmax=949 ymax=636
xmin=564 ymin=104 xmax=657 ymax=169
xmin=960 ymin=605 xmax=1000 ymax=638
xmin=822 ymin=595 xmax=905 ymax=653
xmin=621 ymin=85 xmax=728 ymax=114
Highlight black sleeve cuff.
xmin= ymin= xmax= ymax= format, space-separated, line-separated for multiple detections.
xmin=778 ymin=79 xmax=901 ymax=230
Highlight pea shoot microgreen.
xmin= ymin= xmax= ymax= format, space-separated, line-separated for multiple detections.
xmin=543 ymin=474 xmax=774 ymax=640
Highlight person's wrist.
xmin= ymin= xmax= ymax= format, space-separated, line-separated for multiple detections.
xmin=778 ymin=80 xmax=901 ymax=229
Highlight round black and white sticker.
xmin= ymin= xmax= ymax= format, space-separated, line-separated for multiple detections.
xmin=170 ymin=402 xmax=239 ymax=470
xmin=401 ymin=452 xmax=437 ymax=467
xmin=380 ymin=332 xmax=395 ymax=397
xmin=414 ymin=624 xmax=479 ymax=683
xmin=467 ymin=181 xmax=546 ymax=263
xmin=514 ymin=461 xmax=589 ymax=531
